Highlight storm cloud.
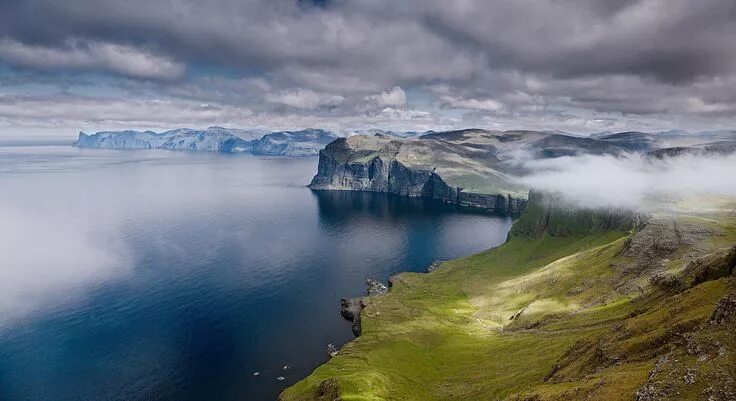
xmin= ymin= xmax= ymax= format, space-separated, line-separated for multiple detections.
xmin=1 ymin=0 xmax=736 ymax=135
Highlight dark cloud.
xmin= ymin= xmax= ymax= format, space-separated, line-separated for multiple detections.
xmin=1 ymin=0 xmax=736 ymax=134
xmin=4 ymin=0 xmax=731 ymax=83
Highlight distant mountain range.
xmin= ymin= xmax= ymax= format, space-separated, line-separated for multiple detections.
xmin=74 ymin=127 xmax=339 ymax=156
xmin=74 ymin=126 xmax=736 ymax=158
xmin=73 ymin=126 xmax=437 ymax=156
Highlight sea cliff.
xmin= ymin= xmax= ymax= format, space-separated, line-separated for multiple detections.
xmin=308 ymin=135 xmax=528 ymax=215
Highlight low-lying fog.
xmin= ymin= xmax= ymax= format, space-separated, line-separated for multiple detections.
xmin=516 ymin=152 xmax=736 ymax=211
xmin=0 ymin=147 xmax=308 ymax=328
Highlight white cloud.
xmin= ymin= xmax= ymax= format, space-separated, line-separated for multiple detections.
xmin=377 ymin=107 xmax=431 ymax=120
xmin=266 ymin=88 xmax=344 ymax=109
xmin=0 ymin=39 xmax=185 ymax=80
xmin=518 ymin=152 xmax=736 ymax=210
xmin=368 ymin=86 xmax=407 ymax=107
xmin=0 ymin=93 xmax=461 ymax=136
xmin=442 ymin=96 xmax=504 ymax=111
xmin=0 ymin=95 xmax=250 ymax=128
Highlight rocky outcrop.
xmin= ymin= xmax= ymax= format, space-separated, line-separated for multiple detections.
xmin=711 ymin=291 xmax=736 ymax=324
xmin=326 ymin=343 xmax=339 ymax=357
xmin=365 ymin=278 xmax=388 ymax=296
xmin=426 ymin=260 xmax=446 ymax=273
xmin=339 ymin=298 xmax=363 ymax=336
xmin=339 ymin=278 xmax=390 ymax=337
xmin=313 ymin=378 xmax=341 ymax=401
xmin=688 ymin=245 xmax=736 ymax=286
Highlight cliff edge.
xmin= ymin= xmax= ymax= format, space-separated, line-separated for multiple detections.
xmin=308 ymin=133 xmax=534 ymax=215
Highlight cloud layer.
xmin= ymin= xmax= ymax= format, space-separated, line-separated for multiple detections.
xmin=1 ymin=0 xmax=736 ymax=134
xmin=518 ymin=153 xmax=736 ymax=210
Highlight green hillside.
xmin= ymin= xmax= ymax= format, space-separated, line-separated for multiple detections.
xmin=281 ymin=196 xmax=736 ymax=401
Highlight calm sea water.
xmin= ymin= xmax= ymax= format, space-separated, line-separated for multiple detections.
xmin=0 ymin=145 xmax=512 ymax=401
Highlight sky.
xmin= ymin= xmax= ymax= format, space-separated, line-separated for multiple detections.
xmin=2 ymin=0 xmax=736 ymax=137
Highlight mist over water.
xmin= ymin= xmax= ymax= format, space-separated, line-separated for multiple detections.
xmin=0 ymin=146 xmax=512 ymax=401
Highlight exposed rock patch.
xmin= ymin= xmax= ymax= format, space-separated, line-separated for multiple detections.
xmin=689 ymin=246 xmax=736 ymax=286
xmin=339 ymin=298 xmax=364 ymax=336
xmin=326 ymin=343 xmax=339 ymax=358
xmin=339 ymin=279 xmax=390 ymax=337
xmin=314 ymin=378 xmax=341 ymax=401
xmin=426 ymin=260 xmax=446 ymax=273
xmin=366 ymin=278 xmax=388 ymax=296
xmin=607 ymin=217 xmax=722 ymax=296
xmin=649 ymin=273 xmax=685 ymax=294
xmin=711 ymin=291 xmax=736 ymax=324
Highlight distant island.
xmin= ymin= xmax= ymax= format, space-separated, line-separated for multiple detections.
xmin=74 ymin=127 xmax=339 ymax=157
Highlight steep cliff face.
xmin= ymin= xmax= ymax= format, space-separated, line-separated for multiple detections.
xmin=308 ymin=136 xmax=527 ymax=215
xmin=308 ymin=136 xmax=397 ymax=192
xmin=510 ymin=191 xmax=647 ymax=238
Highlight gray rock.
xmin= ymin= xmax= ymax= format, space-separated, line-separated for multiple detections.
xmin=340 ymin=298 xmax=364 ymax=337
xmin=426 ymin=260 xmax=446 ymax=273
xmin=326 ymin=343 xmax=339 ymax=357
xmin=366 ymin=278 xmax=388 ymax=296
xmin=711 ymin=291 xmax=736 ymax=324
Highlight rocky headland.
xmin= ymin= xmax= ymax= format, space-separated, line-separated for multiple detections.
xmin=308 ymin=129 xmax=736 ymax=216
xmin=308 ymin=130 xmax=548 ymax=215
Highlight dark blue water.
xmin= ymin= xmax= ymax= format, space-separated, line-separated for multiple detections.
xmin=0 ymin=146 xmax=512 ymax=401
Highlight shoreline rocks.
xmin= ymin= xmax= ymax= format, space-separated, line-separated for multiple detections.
xmin=366 ymin=278 xmax=388 ymax=296
xmin=340 ymin=298 xmax=364 ymax=336
xmin=426 ymin=260 xmax=446 ymax=273
xmin=339 ymin=278 xmax=390 ymax=337
xmin=326 ymin=343 xmax=339 ymax=357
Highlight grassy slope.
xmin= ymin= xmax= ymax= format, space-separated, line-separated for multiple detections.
xmin=281 ymin=200 xmax=736 ymax=401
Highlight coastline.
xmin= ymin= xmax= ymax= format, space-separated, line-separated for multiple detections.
xmin=280 ymin=195 xmax=736 ymax=401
